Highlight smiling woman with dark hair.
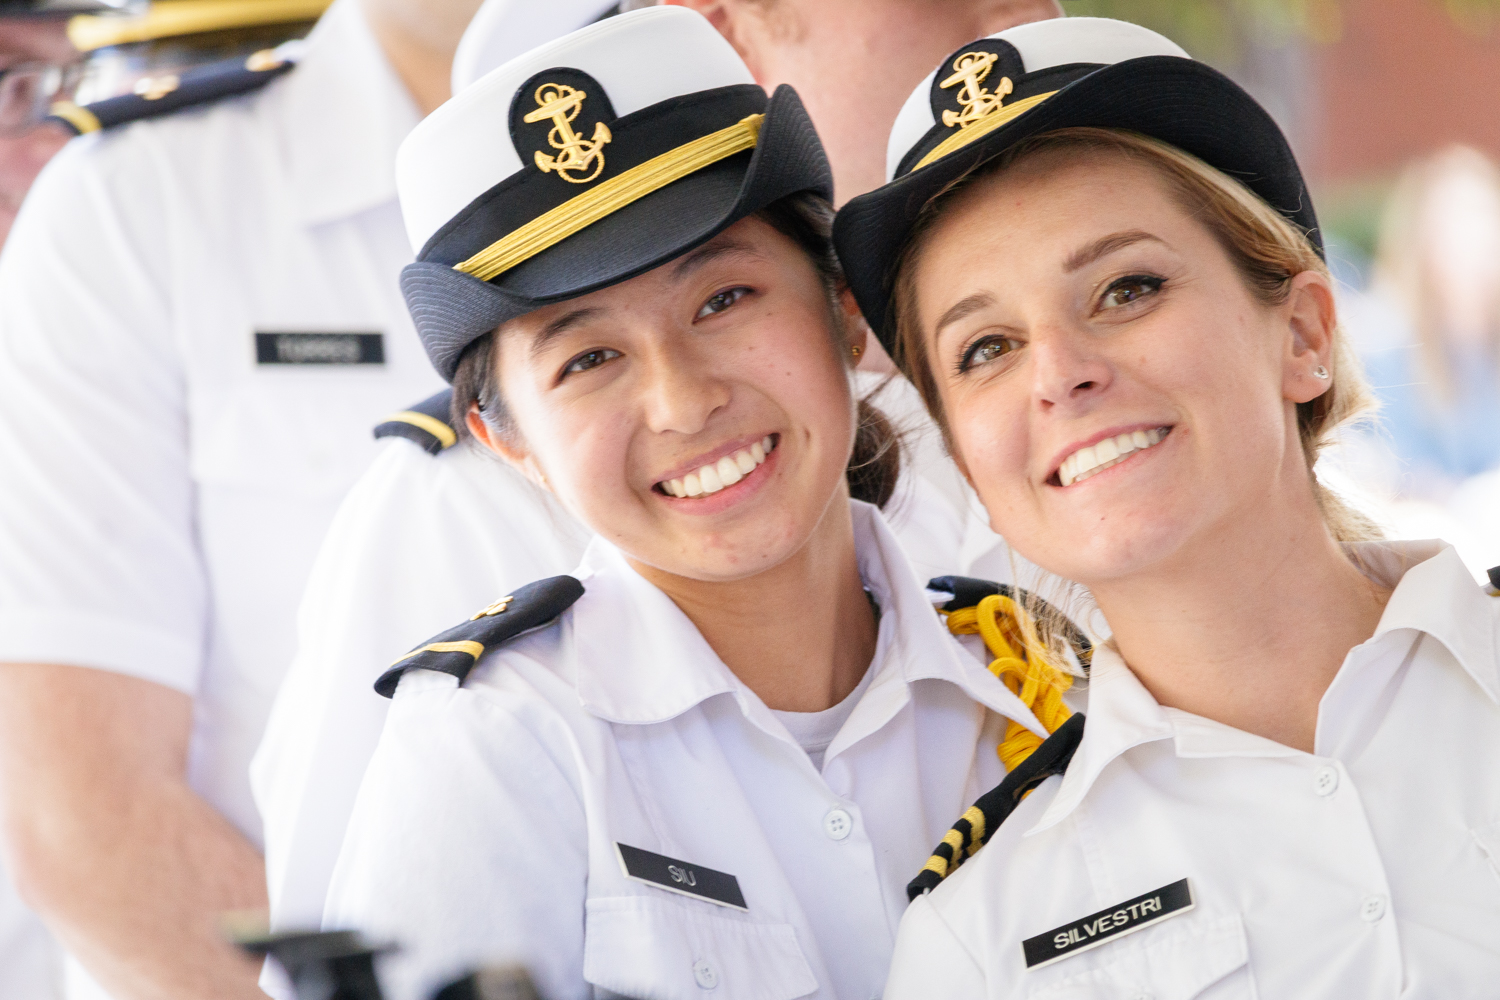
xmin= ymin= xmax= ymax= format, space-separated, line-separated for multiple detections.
xmin=834 ymin=16 xmax=1500 ymax=999
xmin=322 ymin=10 xmax=1056 ymax=1000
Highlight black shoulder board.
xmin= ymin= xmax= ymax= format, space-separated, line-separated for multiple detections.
xmin=929 ymin=574 xmax=1093 ymax=667
xmin=373 ymin=388 xmax=457 ymax=455
xmin=46 ymin=46 xmax=297 ymax=137
xmin=907 ymin=713 xmax=1085 ymax=902
xmin=374 ymin=575 xmax=584 ymax=698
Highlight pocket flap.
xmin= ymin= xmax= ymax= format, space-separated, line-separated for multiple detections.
xmin=1030 ymin=914 xmax=1250 ymax=1000
xmin=583 ymin=896 xmax=818 ymax=1000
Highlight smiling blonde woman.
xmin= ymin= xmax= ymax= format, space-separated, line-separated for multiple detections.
xmin=834 ymin=17 xmax=1500 ymax=1000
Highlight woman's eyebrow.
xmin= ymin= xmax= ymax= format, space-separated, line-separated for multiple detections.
xmin=671 ymin=238 xmax=762 ymax=280
xmin=1064 ymin=230 xmax=1165 ymax=273
xmin=933 ymin=293 xmax=996 ymax=340
xmin=529 ymin=307 xmax=605 ymax=359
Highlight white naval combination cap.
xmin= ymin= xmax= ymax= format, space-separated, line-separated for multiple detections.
xmin=396 ymin=6 xmax=832 ymax=381
xmin=833 ymin=17 xmax=1322 ymax=345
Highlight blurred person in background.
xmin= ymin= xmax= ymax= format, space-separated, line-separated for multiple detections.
xmin=1 ymin=4 xmax=131 ymax=994
xmin=0 ymin=0 xmax=96 ymax=247
xmin=0 ymin=0 xmax=493 ymax=996
xmin=1334 ymin=144 xmax=1500 ymax=579
xmin=250 ymin=0 xmax=1063 ymax=965
xmin=1361 ymin=145 xmax=1500 ymax=494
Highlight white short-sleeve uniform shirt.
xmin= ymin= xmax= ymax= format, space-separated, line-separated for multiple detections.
xmin=252 ymin=371 xmax=1015 ymax=938
xmin=0 ymin=2 xmax=443 ymax=995
xmin=323 ymin=500 xmax=1042 ymax=1000
xmin=884 ymin=540 xmax=1500 ymax=1000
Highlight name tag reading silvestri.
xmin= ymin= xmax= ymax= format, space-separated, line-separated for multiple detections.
xmin=615 ymin=843 xmax=747 ymax=911
xmin=1023 ymin=878 xmax=1194 ymax=970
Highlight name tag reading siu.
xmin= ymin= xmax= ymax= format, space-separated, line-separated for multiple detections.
xmin=255 ymin=331 xmax=385 ymax=365
xmin=1023 ymin=879 xmax=1194 ymax=970
xmin=615 ymin=843 xmax=747 ymax=911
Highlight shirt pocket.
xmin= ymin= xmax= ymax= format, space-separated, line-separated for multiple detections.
xmin=1028 ymin=914 xmax=1252 ymax=1000
xmin=583 ymin=895 xmax=818 ymax=1000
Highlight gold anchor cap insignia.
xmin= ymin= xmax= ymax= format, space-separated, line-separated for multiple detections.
xmin=524 ymin=82 xmax=612 ymax=184
xmin=940 ymin=50 xmax=1013 ymax=129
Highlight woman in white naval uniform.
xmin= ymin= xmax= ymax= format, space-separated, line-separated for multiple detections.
xmin=832 ymin=17 xmax=1500 ymax=1000
xmin=323 ymin=9 xmax=1061 ymax=1000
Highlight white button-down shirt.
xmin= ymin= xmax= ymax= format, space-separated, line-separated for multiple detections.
xmin=253 ymin=371 xmax=1013 ymax=942
xmin=885 ymin=540 xmax=1500 ymax=1000
xmin=324 ymin=500 xmax=1043 ymax=1000
xmin=0 ymin=4 xmax=438 ymax=996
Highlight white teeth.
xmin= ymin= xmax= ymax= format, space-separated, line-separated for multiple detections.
xmin=661 ymin=435 xmax=778 ymax=499
xmin=1057 ymin=427 xmax=1169 ymax=487
xmin=716 ymin=455 xmax=742 ymax=487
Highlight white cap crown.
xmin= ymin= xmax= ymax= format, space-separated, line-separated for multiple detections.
xmin=397 ymin=7 xmax=753 ymax=255
xmin=885 ymin=17 xmax=1189 ymax=182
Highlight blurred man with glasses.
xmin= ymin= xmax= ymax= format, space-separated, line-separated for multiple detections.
xmin=0 ymin=0 xmax=118 ymax=247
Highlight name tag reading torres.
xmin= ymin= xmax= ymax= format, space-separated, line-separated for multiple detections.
xmin=1023 ymin=879 xmax=1194 ymax=970
xmin=616 ymin=843 xmax=747 ymax=911
xmin=255 ymin=332 xmax=385 ymax=365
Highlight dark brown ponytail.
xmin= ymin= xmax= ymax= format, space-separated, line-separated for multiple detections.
xmin=847 ymin=396 xmax=901 ymax=508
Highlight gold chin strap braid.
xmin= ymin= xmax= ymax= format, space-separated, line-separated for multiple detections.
xmin=907 ymin=582 xmax=1089 ymax=901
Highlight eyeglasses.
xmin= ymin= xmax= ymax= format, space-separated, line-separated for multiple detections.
xmin=0 ymin=60 xmax=84 ymax=135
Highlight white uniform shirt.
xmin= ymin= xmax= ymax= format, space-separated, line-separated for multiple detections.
xmin=252 ymin=372 xmax=1010 ymax=940
xmin=0 ymin=3 xmax=438 ymax=995
xmin=885 ymin=540 xmax=1500 ymax=1000
xmin=323 ymin=500 xmax=1043 ymax=1000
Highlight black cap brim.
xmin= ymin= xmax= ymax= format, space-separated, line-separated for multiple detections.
xmin=834 ymin=56 xmax=1320 ymax=349
xmin=404 ymin=83 xmax=832 ymax=382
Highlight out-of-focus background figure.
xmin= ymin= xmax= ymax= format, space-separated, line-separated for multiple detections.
xmin=0 ymin=0 xmax=108 ymax=248
xmin=0 ymin=0 xmax=482 ymax=995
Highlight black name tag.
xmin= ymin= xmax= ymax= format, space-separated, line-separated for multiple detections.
xmin=616 ymin=843 xmax=747 ymax=911
xmin=255 ymin=332 xmax=384 ymax=365
xmin=1023 ymin=878 xmax=1194 ymax=970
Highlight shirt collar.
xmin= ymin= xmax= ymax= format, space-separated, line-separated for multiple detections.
xmin=1349 ymin=539 xmax=1499 ymax=702
xmin=273 ymin=0 xmax=420 ymax=227
xmin=569 ymin=501 xmax=1046 ymax=739
xmin=1025 ymin=538 xmax=1500 ymax=836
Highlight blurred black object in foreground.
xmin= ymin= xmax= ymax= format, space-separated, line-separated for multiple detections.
xmin=237 ymin=929 xmax=545 ymax=1000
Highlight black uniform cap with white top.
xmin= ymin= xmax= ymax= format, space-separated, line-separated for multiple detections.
xmin=396 ymin=6 xmax=832 ymax=382
xmin=833 ymin=17 xmax=1323 ymax=349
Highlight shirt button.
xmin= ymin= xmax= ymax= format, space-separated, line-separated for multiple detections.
xmin=823 ymin=808 xmax=853 ymax=841
xmin=1360 ymin=894 xmax=1387 ymax=922
xmin=1313 ymin=765 xmax=1339 ymax=796
xmin=693 ymin=960 xmax=718 ymax=989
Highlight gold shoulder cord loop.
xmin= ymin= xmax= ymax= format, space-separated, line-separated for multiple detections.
xmin=945 ymin=593 xmax=1073 ymax=770
xmin=908 ymin=593 xmax=1080 ymax=899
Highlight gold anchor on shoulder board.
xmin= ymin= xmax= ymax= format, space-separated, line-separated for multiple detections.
xmin=940 ymin=51 xmax=1013 ymax=129
xmin=524 ymin=83 xmax=612 ymax=184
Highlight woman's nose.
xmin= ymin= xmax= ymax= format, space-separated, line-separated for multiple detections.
xmin=1029 ymin=327 xmax=1113 ymax=412
xmin=639 ymin=348 xmax=731 ymax=436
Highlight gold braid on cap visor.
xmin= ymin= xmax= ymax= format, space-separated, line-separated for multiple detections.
xmin=912 ymin=90 xmax=1056 ymax=172
xmin=454 ymin=113 xmax=765 ymax=283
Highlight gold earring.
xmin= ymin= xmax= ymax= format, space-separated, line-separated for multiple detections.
xmin=851 ymin=344 xmax=863 ymax=360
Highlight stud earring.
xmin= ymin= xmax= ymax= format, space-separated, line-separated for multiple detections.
xmin=851 ymin=344 xmax=863 ymax=360
xmin=1312 ymin=365 xmax=1330 ymax=379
